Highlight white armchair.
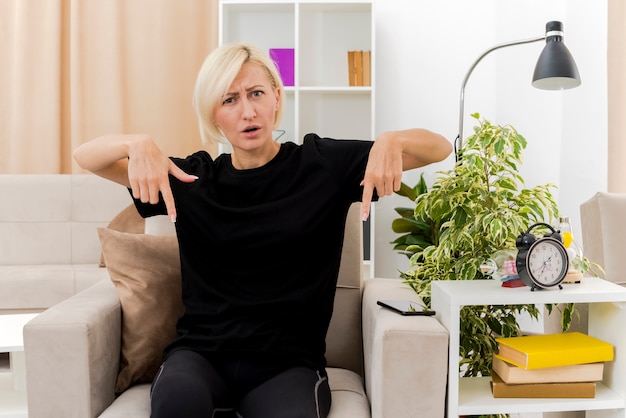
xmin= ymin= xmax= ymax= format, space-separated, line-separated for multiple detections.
xmin=24 ymin=204 xmax=449 ymax=418
xmin=580 ymin=192 xmax=626 ymax=286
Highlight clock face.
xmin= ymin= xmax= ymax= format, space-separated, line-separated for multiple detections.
xmin=526 ymin=237 xmax=568 ymax=287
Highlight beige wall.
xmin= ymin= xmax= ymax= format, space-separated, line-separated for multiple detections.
xmin=0 ymin=0 xmax=218 ymax=174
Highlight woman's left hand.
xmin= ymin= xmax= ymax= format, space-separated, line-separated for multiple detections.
xmin=360 ymin=129 xmax=452 ymax=221
xmin=361 ymin=132 xmax=403 ymax=221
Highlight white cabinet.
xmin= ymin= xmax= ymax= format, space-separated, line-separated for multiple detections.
xmin=219 ymin=0 xmax=376 ymax=265
xmin=431 ymin=278 xmax=626 ymax=417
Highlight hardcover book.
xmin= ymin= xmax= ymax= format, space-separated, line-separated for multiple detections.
xmin=495 ymin=332 xmax=614 ymax=370
xmin=362 ymin=50 xmax=371 ymax=86
xmin=347 ymin=51 xmax=357 ymax=86
xmin=347 ymin=50 xmax=371 ymax=87
xmin=492 ymin=356 xmax=604 ymax=384
xmin=491 ymin=371 xmax=596 ymax=398
xmin=355 ymin=50 xmax=363 ymax=86
xmin=269 ymin=48 xmax=294 ymax=87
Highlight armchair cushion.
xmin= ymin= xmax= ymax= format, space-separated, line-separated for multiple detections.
xmin=98 ymin=227 xmax=183 ymax=393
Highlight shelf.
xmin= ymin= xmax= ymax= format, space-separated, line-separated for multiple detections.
xmin=432 ymin=278 xmax=626 ymax=417
xmin=458 ymin=377 xmax=626 ymax=415
xmin=220 ymin=0 xmax=374 ymax=137
xmin=432 ymin=277 xmax=626 ymax=306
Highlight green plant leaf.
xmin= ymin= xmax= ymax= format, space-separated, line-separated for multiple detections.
xmin=396 ymin=182 xmax=418 ymax=201
xmin=394 ymin=207 xmax=416 ymax=218
xmin=391 ymin=218 xmax=421 ymax=233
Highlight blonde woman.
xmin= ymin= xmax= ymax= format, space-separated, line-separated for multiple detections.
xmin=74 ymin=43 xmax=451 ymax=418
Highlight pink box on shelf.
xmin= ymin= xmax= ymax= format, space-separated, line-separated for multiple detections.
xmin=269 ymin=48 xmax=294 ymax=87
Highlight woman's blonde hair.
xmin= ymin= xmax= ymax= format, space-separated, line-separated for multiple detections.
xmin=193 ymin=43 xmax=285 ymax=145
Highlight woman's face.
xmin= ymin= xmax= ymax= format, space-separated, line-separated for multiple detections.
xmin=213 ymin=62 xmax=280 ymax=153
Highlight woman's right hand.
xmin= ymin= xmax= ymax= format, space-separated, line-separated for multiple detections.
xmin=73 ymin=134 xmax=198 ymax=223
xmin=127 ymin=136 xmax=198 ymax=222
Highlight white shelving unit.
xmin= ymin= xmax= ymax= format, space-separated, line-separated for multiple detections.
xmin=431 ymin=278 xmax=626 ymax=417
xmin=219 ymin=0 xmax=376 ymax=268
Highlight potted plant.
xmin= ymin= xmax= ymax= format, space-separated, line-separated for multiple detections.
xmin=392 ymin=114 xmax=601 ymax=395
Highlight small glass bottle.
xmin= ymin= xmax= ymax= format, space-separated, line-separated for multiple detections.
xmin=558 ymin=216 xmax=584 ymax=281
xmin=481 ymin=248 xmax=518 ymax=282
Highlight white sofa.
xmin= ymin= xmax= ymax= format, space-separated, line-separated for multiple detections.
xmin=10 ymin=174 xmax=450 ymax=418
xmin=0 ymin=174 xmax=132 ymax=314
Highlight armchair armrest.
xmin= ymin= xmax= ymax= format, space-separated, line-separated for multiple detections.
xmin=362 ymin=278 xmax=449 ymax=418
xmin=24 ymin=280 xmax=121 ymax=418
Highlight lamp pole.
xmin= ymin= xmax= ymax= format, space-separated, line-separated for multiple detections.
xmin=456 ymin=36 xmax=544 ymax=160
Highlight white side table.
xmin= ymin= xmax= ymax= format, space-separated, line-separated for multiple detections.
xmin=431 ymin=278 xmax=626 ymax=417
xmin=0 ymin=313 xmax=38 ymax=418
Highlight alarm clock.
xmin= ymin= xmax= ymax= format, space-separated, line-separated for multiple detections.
xmin=515 ymin=222 xmax=569 ymax=291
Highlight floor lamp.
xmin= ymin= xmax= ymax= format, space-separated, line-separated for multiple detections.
xmin=456 ymin=21 xmax=581 ymax=161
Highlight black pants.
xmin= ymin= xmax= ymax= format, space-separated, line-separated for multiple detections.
xmin=150 ymin=350 xmax=332 ymax=418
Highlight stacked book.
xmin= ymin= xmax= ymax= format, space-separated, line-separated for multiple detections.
xmin=490 ymin=332 xmax=614 ymax=398
xmin=347 ymin=50 xmax=371 ymax=87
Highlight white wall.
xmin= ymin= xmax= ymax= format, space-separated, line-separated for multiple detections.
xmin=373 ymin=0 xmax=608 ymax=278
